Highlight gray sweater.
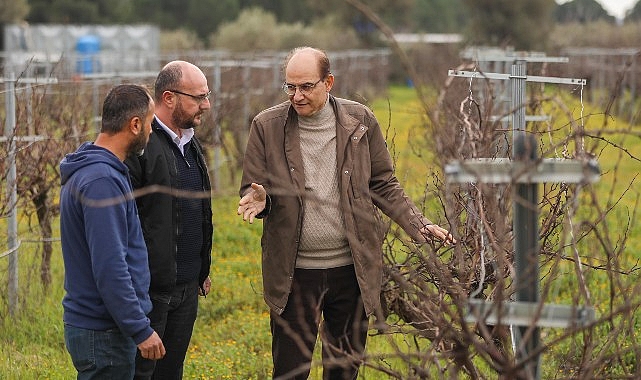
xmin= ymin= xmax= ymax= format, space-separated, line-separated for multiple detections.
xmin=297 ymin=100 xmax=352 ymax=269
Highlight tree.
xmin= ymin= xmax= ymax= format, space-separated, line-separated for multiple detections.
xmin=338 ymin=1 xmax=641 ymax=378
xmin=0 ymin=0 xmax=29 ymax=23
xmin=123 ymin=0 xmax=241 ymax=45
xmin=186 ymin=0 xmax=240 ymax=42
xmin=96 ymin=0 xmax=135 ymax=23
xmin=462 ymin=0 xmax=556 ymax=50
xmin=22 ymin=0 xmax=249 ymax=43
xmin=413 ymin=0 xmax=468 ymax=33
xmin=305 ymin=0 xmax=415 ymax=46
xmin=0 ymin=0 xmax=29 ymax=50
xmin=27 ymin=0 xmax=134 ymax=24
xmin=625 ymin=0 xmax=641 ymax=22
xmin=5 ymin=79 xmax=96 ymax=290
xmin=28 ymin=0 xmax=98 ymax=23
xmin=555 ymin=0 xmax=616 ymax=23
xmin=238 ymin=0 xmax=314 ymax=25
xmin=212 ymin=7 xmax=282 ymax=51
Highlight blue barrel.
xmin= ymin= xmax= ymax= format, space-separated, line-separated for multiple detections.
xmin=76 ymin=35 xmax=100 ymax=74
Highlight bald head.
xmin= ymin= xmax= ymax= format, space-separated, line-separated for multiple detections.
xmin=284 ymin=47 xmax=331 ymax=81
xmin=154 ymin=60 xmax=207 ymax=102
xmin=153 ymin=60 xmax=211 ymax=133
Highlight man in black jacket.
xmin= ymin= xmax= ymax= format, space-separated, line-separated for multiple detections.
xmin=125 ymin=60 xmax=213 ymax=380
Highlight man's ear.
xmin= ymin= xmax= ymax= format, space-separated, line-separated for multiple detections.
xmin=129 ymin=116 xmax=142 ymax=135
xmin=325 ymin=73 xmax=335 ymax=92
xmin=162 ymin=90 xmax=175 ymax=107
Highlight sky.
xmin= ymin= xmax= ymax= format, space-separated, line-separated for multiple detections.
xmin=557 ymin=0 xmax=637 ymax=20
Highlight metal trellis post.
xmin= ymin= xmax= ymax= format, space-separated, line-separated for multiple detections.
xmin=1 ymin=75 xmax=57 ymax=316
xmin=4 ymin=73 xmax=19 ymax=317
xmin=447 ymin=60 xmax=596 ymax=380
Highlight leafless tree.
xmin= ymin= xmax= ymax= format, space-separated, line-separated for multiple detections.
xmin=341 ymin=0 xmax=641 ymax=378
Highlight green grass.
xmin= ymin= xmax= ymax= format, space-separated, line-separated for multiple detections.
xmin=1 ymin=85 xmax=640 ymax=379
xmin=0 ymin=239 xmax=76 ymax=379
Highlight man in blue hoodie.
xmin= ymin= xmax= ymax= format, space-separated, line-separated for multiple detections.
xmin=60 ymin=84 xmax=165 ymax=379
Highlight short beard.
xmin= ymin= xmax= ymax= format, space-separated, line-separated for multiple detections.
xmin=172 ymin=101 xmax=199 ymax=130
xmin=128 ymin=133 xmax=147 ymax=157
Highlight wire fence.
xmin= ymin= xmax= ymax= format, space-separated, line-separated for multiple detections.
xmin=2 ymin=48 xmax=392 ymax=187
xmin=558 ymin=47 xmax=641 ymax=122
xmin=0 ymin=49 xmax=391 ymax=315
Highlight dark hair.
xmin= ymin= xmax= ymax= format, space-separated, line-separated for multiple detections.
xmin=283 ymin=46 xmax=331 ymax=80
xmin=101 ymin=84 xmax=152 ymax=134
xmin=154 ymin=62 xmax=182 ymax=101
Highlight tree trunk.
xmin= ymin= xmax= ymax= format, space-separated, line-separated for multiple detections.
xmin=33 ymin=188 xmax=52 ymax=289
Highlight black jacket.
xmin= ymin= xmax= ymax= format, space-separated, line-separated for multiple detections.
xmin=125 ymin=118 xmax=213 ymax=293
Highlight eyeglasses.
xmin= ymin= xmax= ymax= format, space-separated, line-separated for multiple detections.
xmin=168 ymin=89 xmax=211 ymax=103
xmin=282 ymin=78 xmax=323 ymax=96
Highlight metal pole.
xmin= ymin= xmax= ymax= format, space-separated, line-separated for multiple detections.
xmin=93 ymin=79 xmax=100 ymax=132
xmin=5 ymin=73 xmax=19 ymax=316
xmin=512 ymin=61 xmax=541 ymax=379
xmin=26 ymin=85 xmax=33 ymax=135
xmin=212 ymin=61 xmax=222 ymax=192
xmin=448 ymin=56 xmax=590 ymax=380
xmin=242 ymin=65 xmax=250 ymax=159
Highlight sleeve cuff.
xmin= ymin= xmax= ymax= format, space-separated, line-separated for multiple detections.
xmin=256 ymin=195 xmax=271 ymax=219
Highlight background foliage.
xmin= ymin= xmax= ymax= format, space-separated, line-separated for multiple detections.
xmin=8 ymin=0 xmax=640 ymax=50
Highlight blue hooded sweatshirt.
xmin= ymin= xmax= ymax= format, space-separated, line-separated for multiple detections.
xmin=60 ymin=142 xmax=153 ymax=345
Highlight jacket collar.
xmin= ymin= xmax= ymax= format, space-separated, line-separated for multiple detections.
xmin=330 ymin=95 xmax=362 ymax=135
xmin=285 ymin=95 xmax=362 ymax=135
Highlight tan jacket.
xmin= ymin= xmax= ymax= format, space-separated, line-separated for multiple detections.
xmin=240 ymin=95 xmax=432 ymax=317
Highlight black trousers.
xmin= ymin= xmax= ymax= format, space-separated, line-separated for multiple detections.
xmin=271 ymin=265 xmax=369 ymax=380
xmin=134 ymin=281 xmax=199 ymax=380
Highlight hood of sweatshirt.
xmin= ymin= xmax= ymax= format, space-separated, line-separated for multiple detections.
xmin=60 ymin=142 xmax=127 ymax=185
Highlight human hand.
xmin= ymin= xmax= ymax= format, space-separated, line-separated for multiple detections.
xmin=237 ymin=183 xmax=266 ymax=224
xmin=419 ymin=224 xmax=457 ymax=246
xmin=199 ymin=276 xmax=211 ymax=296
xmin=137 ymin=331 xmax=165 ymax=360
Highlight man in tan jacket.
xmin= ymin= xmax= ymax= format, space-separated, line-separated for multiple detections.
xmin=238 ymin=46 xmax=454 ymax=380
